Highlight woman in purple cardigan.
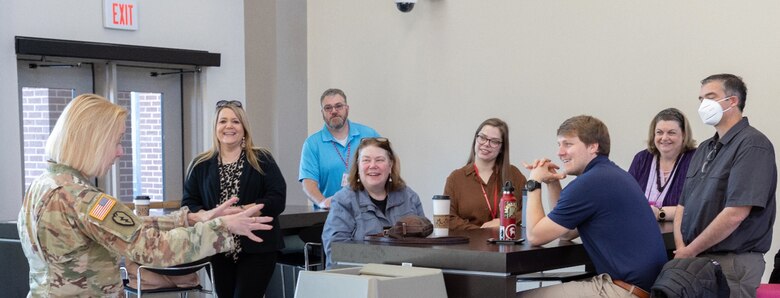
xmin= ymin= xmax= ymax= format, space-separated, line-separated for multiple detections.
xmin=628 ymin=108 xmax=697 ymax=222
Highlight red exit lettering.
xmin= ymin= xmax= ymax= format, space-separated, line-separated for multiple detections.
xmin=112 ymin=3 xmax=134 ymax=26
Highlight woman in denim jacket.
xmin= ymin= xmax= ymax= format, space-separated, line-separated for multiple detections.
xmin=322 ymin=137 xmax=425 ymax=267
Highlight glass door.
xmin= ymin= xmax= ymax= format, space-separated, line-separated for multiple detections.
xmin=17 ymin=59 xmax=186 ymax=204
xmin=115 ymin=65 xmax=184 ymax=203
xmin=16 ymin=59 xmax=94 ymax=191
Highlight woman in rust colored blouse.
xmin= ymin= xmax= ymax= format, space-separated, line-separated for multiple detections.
xmin=444 ymin=118 xmax=527 ymax=230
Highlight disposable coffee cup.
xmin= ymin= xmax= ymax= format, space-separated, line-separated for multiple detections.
xmin=134 ymin=196 xmax=151 ymax=217
xmin=432 ymin=195 xmax=450 ymax=236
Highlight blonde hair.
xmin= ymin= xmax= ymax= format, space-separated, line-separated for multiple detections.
xmin=45 ymin=94 xmax=128 ymax=178
xmin=187 ymin=103 xmax=267 ymax=177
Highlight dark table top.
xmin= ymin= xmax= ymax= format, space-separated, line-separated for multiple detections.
xmin=333 ymin=228 xmax=589 ymax=274
xmin=277 ymin=205 xmax=328 ymax=230
xmin=333 ymin=221 xmax=676 ymax=275
xmin=0 ymin=204 xmax=329 ymax=239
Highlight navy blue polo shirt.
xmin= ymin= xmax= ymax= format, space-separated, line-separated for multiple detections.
xmin=548 ymin=155 xmax=667 ymax=291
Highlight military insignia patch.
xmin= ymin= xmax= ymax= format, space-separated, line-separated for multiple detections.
xmin=112 ymin=211 xmax=135 ymax=226
xmin=88 ymin=194 xmax=117 ymax=221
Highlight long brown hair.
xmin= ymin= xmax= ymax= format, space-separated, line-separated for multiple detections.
xmin=348 ymin=138 xmax=406 ymax=192
xmin=466 ymin=118 xmax=511 ymax=185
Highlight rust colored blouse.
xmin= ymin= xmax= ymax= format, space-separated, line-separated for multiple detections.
xmin=444 ymin=164 xmax=527 ymax=230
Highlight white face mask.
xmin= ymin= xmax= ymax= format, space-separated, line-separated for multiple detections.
xmin=698 ymin=97 xmax=733 ymax=126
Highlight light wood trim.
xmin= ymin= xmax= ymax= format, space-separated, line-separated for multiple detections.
xmin=123 ymin=200 xmax=182 ymax=209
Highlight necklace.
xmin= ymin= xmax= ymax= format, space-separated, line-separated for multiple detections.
xmin=655 ymin=153 xmax=682 ymax=193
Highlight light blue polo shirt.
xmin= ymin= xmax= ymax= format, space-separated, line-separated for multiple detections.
xmin=298 ymin=120 xmax=380 ymax=198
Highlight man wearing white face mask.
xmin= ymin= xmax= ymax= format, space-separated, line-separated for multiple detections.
xmin=674 ymin=74 xmax=777 ymax=297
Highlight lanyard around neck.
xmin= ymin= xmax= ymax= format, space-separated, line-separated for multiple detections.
xmin=332 ymin=141 xmax=351 ymax=169
xmin=474 ymin=163 xmax=499 ymax=219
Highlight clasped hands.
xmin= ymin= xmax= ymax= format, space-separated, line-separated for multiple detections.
xmin=522 ymin=158 xmax=566 ymax=183
xmin=189 ymin=197 xmax=273 ymax=243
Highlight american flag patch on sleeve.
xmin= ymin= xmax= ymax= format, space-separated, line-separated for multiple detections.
xmin=89 ymin=194 xmax=117 ymax=221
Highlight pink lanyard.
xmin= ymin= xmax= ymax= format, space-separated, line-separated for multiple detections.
xmin=332 ymin=142 xmax=351 ymax=169
xmin=473 ymin=164 xmax=499 ymax=219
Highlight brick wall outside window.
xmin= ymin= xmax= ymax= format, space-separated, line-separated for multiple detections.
xmin=22 ymin=90 xmax=163 ymax=202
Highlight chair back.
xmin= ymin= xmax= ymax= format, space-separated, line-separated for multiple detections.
xmin=123 ymin=259 xmax=214 ymax=297
xmin=770 ymin=249 xmax=780 ymax=283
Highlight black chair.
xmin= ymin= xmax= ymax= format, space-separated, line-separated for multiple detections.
xmin=0 ymin=238 xmax=30 ymax=297
xmin=303 ymin=242 xmax=324 ymax=271
xmin=757 ymin=249 xmax=780 ymax=297
xmin=517 ymin=261 xmax=595 ymax=288
xmin=517 ymin=270 xmax=595 ymax=288
xmin=298 ymin=223 xmax=325 ymax=271
xmin=121 ymin=260 xmax=214 ymax=297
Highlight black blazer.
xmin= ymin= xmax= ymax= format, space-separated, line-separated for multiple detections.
xmin=182 ymin=149 xmax=287 ymax=253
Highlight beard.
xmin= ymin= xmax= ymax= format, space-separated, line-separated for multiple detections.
xmin=324 ymin=113 xmax=348 ymax=130
xmin=329 ymin=118 xmax=345 ymax=129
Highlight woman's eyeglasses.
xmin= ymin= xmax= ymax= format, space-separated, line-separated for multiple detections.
xmin=701 ymin=142 xmax=723 ymax=173
xmin=475 ymin=134 xmax=503 ymax=147
xmin=216 ymin=100 xmax=243 ymax=108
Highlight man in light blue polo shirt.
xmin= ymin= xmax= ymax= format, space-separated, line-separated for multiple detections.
xmin=299 ymin=88 xmax=379 ymax=209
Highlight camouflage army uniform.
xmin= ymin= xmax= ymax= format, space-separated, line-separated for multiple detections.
xmin=18 ymin=162 xmax=235 ymax=297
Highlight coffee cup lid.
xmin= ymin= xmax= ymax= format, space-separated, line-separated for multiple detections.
xmin=134 ymin=195 xmax=151 ymax=204
xmin=432 ymin=195 xmax=450 ymax=200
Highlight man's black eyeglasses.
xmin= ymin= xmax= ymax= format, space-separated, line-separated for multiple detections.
xmin=216 ymin=100 xmax=243 ymax=108
xmin=322 ymin=103 xmax=346 ymax=113
xmin=701 ymin=142 xmax=723 ymax=173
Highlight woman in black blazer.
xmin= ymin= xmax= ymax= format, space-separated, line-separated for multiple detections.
xmin=183 ymin=100 xmax=286 ymax=297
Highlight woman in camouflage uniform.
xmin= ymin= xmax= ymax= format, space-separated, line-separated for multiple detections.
xmin=18 ymin=94 xmax=273 ymax=297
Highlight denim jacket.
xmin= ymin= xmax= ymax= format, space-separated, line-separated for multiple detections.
xmin=322 ymin=186 xmax=425 ymax=267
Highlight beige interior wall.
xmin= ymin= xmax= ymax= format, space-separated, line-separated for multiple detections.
xmin=0 ymin=0 xmax=247 ymax=221
xmin=245 ymin=0 xmax=309 ymax=206
xmin=308 ymin=1 xmax=780 ymax=281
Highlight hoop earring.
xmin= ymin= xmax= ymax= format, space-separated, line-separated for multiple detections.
xmin=241 ymin=137 xmax=246 ymax=149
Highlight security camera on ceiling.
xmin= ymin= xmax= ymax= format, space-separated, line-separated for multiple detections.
xmin=395 ymin=0 xmax=417 ymax=13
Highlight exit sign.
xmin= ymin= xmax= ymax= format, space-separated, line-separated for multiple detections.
xmin=103 ymin=0 xmax=138 ymax=31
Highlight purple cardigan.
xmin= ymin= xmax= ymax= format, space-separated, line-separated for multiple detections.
xmin=628 ymin=148 xmax=696 ymax=206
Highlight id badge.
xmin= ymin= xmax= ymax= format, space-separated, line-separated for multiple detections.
xmin=341 ymin=173 xmax=349 ymax=186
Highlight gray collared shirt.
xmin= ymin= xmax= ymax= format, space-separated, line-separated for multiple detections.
xmin=680 ymin=117 xmax=777 ymax=253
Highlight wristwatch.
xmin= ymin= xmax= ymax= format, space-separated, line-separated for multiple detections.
xmin=658 ymin=208 xmax=666 ymax=221
xmin=525 ymin=180 xmax=542 ymax=191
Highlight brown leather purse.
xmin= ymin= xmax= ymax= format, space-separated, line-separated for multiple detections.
xmin=383 ymin=215 xmax=434 ymax=239
xmin=363 ymin=215 xmax=469 ymax=245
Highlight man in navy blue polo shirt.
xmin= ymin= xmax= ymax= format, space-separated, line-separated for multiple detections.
xmin=519 ymin=115 xmax=667 ymax=298
xmin=675 ymin=74 xmax=776 ymax=297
